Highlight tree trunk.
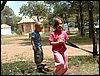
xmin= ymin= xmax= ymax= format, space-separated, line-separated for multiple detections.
xmin=76 ymin=14 xmax=81 ymax=33
xmin=79 ymin=1 xmax=85 ymax=37
xmin=88 ymin=1 xmax=92 ymax=38
xmin=1 ymin=1 xmax=7 ymax=11
xmin=89 ymin=1 xmax=98 ymax=57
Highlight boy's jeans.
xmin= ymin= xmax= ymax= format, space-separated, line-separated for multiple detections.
xmin=34 ymin=47 xmax=43 ymax=65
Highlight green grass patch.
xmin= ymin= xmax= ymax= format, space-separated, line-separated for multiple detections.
xmin=68 ymin=35 xmax=92 ymax=43
xmin=1 ymin=35 xmax=20 ymax=45
xmin=1 ymin=32 xmax=99 ymax=45
xmin=1 ymin=61 xmax=52 ymax=75
xmin=68 ymin=56 xmax=97 ymax=67
xmin=68 ymin=56 xmax=99 ymax=75
xmin=41 ymin=32 xmax=99 ymax=45
xmin=41 ymin=32 xmax=93 ymax=43
xmin=1 ymin=56 xmax=99 ymax=75
xmin=1 ymin=37 xmax=11 ymax=45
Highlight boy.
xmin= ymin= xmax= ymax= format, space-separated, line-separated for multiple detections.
xmin=31 ymin=22 xmax=45 ymax=72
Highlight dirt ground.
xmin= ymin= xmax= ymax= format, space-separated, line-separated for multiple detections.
xmin=1 ymin=35 xmax=99 ymax=63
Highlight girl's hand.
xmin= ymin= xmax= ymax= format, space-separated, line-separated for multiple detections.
xmin=59 ymin=40 xmax=65 ymax=44
xmin=65 ymin=41 xmax=68 ymax=44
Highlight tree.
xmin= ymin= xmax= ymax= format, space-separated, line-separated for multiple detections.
xmin=1 ymin=5 xmax=22 ymax=31
xmin=45 ymin=1 xmax=72 ymax=33
xmin=19 ymin=1 xmax=50 ymax=18
xmin=1 ymin=14 xmax=6 ymax=24
xmin=76 ymin=14 xmax=81 ymax=32
xmin=70 ymin=1 xmax=83 ymax=35
xmin=88 ymin=1 xmax=98 ymax=57
xmin=82 ymin=1 xmax=99 ymax=38
xmin=88 ymin=1 xmax=92 ymax=38
xmin=79 ymin=1 xmax=85 ymax=36
xmin=1 ymin=6 xmax=15 ymax=25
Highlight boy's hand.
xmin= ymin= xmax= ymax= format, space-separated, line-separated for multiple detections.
xmin=33 ymin=46 xmax=36 ymax=50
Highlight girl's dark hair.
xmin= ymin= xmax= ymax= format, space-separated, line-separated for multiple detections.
xmin=52 ymin=17 xmax=63 ymax=29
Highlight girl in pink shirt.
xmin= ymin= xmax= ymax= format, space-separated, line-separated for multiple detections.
xmin=49 ymin=17 xmax=69 ymax=75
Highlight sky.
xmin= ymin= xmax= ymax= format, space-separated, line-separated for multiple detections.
xmin=5 ymin=1 xmax=54 ymax=17
xmin=5 ymin=1 xmax=28 ymax=17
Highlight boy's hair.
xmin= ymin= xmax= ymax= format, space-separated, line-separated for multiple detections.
xmin=52 ymin=17 xmax=64 ymax=29
xmin=35 ymin=22 xmax=43 ymax=29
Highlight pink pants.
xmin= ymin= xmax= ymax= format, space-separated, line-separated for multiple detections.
xmin=53 ymin=50 xmax=68 ymax=75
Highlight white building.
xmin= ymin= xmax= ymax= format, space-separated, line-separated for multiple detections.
xmin=1 ymin=24 xmax=12 ymax=35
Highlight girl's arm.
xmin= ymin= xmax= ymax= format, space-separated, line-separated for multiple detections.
xmin=49 ymin=40 xmax=64 ymax=45
xmin=50 ymin=41 xmax=59 ymax=45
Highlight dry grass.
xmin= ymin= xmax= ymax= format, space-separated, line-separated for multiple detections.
xmin=1 ymin=34 xmax=99 ymax=75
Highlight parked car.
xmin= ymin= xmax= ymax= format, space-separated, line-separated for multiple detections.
xmin=95 ymin=22 xmax=99 ymax=33
xmin=63 ymin=23 xmax=68 ymax=31
xmin=84 ymin=21 xmax=99 ymax=33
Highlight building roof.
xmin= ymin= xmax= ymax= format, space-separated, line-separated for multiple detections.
xmin=18 ymin=17 xmax=35 ymax=24
xmin=1 ymin=24 xmax=11 ymax=28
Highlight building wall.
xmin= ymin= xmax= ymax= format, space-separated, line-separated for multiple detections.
xmin=18 ymin=22 xmax=35 ymax=33
xmin=24 ymin=23 xmax=31 ymax=33
xmin=1 ymin=27 xmax=12 ymax=35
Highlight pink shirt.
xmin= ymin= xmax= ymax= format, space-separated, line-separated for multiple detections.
xmin=49 ymin=31 xmax=69 ymax=52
